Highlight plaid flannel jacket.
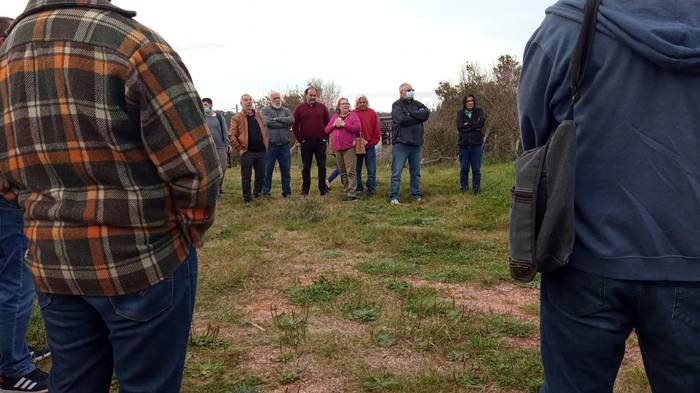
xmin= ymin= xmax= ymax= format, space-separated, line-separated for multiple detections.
xmin=0 ymin=0 xmax=222 ymax=296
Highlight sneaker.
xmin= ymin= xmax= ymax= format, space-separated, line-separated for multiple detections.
xmin=414 ymin=197 xmax=422 ymax=202
xmin=28 ymin=346 xmax=50 ymax=363
xmin=325 ymin=180 xmax=332 ymax=190
xmin=0 ymin=368 xmax=49 ymax=392
xmin=389 ymin=199 xmax=400 ymax=205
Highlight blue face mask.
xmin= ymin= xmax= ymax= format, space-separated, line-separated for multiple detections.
xmin=405 ymin=91 xmax=415 ymax=100
xmin=203 ymin=107 xmax=212 ymax=114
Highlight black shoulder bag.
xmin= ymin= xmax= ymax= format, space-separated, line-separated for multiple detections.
xmin=509 ymin=0 xmax=601 ymax=282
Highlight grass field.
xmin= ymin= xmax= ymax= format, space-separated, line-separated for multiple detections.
xmin=28 ymin=157 xmax=651 ymax=392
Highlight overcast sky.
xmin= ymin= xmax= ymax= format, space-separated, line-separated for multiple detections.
xmin=2 ymin=0 xmax=556 ymax=112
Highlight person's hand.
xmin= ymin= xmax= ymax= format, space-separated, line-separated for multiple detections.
xmin=227 ymin=145 xmax=232 ymax=153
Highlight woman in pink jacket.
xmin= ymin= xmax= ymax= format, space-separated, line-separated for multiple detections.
xmin=325 ymin=97 xmax=362 ymax=200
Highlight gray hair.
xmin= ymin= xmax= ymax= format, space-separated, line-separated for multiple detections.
xmin=355 ymin=95 xmax=369 ymax=106
xmin=269 ymin=91 xmax=281 ymax=99
xmin=335 ymin=97 xmax=350 ymax=113
xmin=399 ymin=83 xmax=411 ymax=92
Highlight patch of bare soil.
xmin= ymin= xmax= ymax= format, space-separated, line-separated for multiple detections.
xmin=407 ymin=279 xmax=539 ymax=323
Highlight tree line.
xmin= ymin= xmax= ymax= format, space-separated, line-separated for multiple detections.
xmin=219 ymin=55 xmax=522 ymax=162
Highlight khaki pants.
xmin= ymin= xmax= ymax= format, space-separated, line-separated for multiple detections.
xmin=335 ymin=148 xmax=357 ymax=198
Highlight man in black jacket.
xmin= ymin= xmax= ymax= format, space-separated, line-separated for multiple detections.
xmin=456 ymin=94 xmax=485 ymax=194
xmin=389 ymin=83 xmax=430 ymax=204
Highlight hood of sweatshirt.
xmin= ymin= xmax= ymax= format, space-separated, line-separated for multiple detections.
xmin=548 ymin=0 xmax=700 ymax=74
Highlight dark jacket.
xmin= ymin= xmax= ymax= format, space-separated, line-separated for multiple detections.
xmin=519 ymin=0 xmax=700 ymax=282
xmin=456 ymin=106 xmax=485 ymax=147
xmin=261 ymin=105 xmax=294 ymax=146
xmin=391 ymin=98 xmax=430 ymax=146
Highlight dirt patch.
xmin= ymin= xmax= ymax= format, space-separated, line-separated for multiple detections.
xmin=407 ymin=279 xmax=539 ymax=323
xmin=362 ymin=346 xmax=437 ymax=375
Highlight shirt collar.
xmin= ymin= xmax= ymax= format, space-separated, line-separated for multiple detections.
xmin=17 ymin=0 xmax=136 ymax=26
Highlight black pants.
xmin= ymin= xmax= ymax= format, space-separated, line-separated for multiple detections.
xmin=300 ymin=140 xmax=328 ymax=195
xmin=241 ymin=151 xmax=266 ymax=202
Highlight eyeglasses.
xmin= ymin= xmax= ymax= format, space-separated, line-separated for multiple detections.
xmin=407 ymin=89 xmax=415 ymax=92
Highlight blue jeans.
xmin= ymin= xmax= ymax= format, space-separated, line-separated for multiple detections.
xmin=356 ymin=146 xmax=377 ymax=195
xmin=327 ymin=168 xmax=340 ymax=183
xmin=541 ymin=266 xmax=700 ymax=393
xmin=38 ymin=249 xmax=198 ymax=393
xmin=0 ymin=199 xmax=34 ymax=378
xmin=389 ymin=143 xmax=421 ymax=200
xmin=263 ymin=144 xmax=292 ymax=197
xmin=458 ymin=144 xmax=483 ymax=191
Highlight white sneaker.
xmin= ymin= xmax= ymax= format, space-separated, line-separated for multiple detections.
xmin=390 ymin=199 xmax=400 ymax=205
xmin=414 ymin=197 xmax=422 ymax=202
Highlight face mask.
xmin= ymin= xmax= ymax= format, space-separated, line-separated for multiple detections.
xmin=203 ymin=107 xmax=212 ymax=114
xmin=405 ymin=91 xmax=415 ymax=100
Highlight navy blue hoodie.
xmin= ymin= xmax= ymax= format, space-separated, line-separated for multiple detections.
xmin=519 ymin=0 xmax=700 ymax=281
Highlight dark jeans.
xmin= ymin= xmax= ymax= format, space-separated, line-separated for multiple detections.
xmin=356 ymin=146 xmax=377 ymax=195
xmin=38 ymin=249 xmax=198 ymax=393
xmin=458 ymin=144 xmax=483 ymax=191
xmin=262 ymin=144 xmax=292 ymax=197
xmin=241 ymin=150 xmax=266 ymax=202
xmin=389 ymin=143 xmax=421 ymax=200
xmin=540 ymin=266 xmax=700 ymax=393
xmin=0 ymin=199 xmax=34 ymax=378
xmin=300 ymin=139 xmax=327 ymax=195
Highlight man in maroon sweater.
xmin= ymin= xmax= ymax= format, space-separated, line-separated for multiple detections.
xmin=293 ymin=87 xmax=330 ymax=196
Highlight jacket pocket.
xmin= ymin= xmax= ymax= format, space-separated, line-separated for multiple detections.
xmin=109 ymin=276 xmax=174 ymax=322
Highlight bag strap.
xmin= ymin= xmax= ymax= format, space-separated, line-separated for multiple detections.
xmin=567 ymin=0 xmax=602 ymax=120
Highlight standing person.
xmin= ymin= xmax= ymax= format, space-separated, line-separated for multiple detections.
xmin=203 ymin=98 xmax=230 ymax=196
xmin=324 ymin=98 xmax=361 ymax=201
xmin=0 ymin=15 xmax=50 ymax=393
xmin=389 ymin=83 xmax=430 ymax=205
xmin=0 ymin=2 xmax=222 ymax=392
xmin=519 ymin=0 xmax=700 ymax=392
xmin=261 ymin=92 xmax=294 ymax=198
xmin=354 ymin=95 xmax=381 ymax=197
xmin=456 ymin=94 xmax=486 ymax=194
xmin=230 ymin=94 xmax=268 ymax=203
xmin=293 ymin=87 xmax=330 ymax=197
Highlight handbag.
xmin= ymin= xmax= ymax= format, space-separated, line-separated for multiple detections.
xmin=355 ymin=132 xmax=366 ymax=155
xmin=508 ymin=0 xmax=601 ymax=282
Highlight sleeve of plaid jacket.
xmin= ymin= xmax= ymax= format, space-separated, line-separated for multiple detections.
xmin=125 ymin=42 xmax=222 ymax=247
